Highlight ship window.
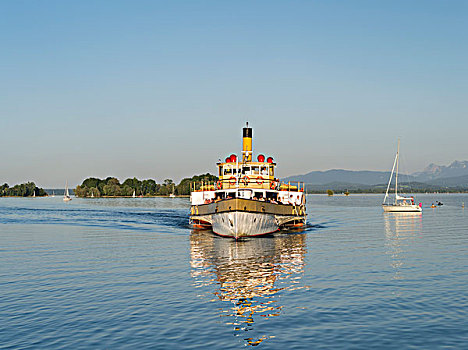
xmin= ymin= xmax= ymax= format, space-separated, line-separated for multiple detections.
xmin=254 ymin=192 xmax=263 ymax=199
xmin=269 ymin=166 xmax=274 ymax=176
xmin=266 ymin=192 xmax=278 ymax=200
xmin=251 ymin=166 xmax=259 ymax=174
xmin=261 ymin=166 xmax=268 ymax=175
xmin=219 ymin=167 xmax=222 ymax=176
xmin=224 ymin=167 xmax=232 ymax=175
xmin=242 ymin=166 xmax=251 ymax=175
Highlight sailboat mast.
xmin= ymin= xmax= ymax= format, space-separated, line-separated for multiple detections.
xmin=383 ymin=151 xmax=398 ymax=205
xmin=395 ymin=139 xmax=400 ymax=199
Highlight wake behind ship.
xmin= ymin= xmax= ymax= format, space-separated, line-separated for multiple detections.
xmin=189 ymin=123 xmax=307 ymax=238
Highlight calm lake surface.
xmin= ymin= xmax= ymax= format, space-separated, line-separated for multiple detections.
xmin=1 ymin=194 xmax=467 ymax=349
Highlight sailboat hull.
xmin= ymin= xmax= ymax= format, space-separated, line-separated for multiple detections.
xmin=382 ymin=204 xmax=421 ymax=212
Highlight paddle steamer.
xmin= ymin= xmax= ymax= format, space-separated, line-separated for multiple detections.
xmin=190 ymin=123 xmax=306 ymax=238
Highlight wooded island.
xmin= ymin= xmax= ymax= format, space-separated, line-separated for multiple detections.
xmin=74 ymin=174 xmax=218 ymax=197
xmin=0 ymin=182 xmax=47 ymax=197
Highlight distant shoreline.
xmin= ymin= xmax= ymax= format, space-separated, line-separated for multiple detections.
xmin=81 ymin=195 xmax=191 ymax=198
xmin=2 ymin=193 xmax=468 ymax=199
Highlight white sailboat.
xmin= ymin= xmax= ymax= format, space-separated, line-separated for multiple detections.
xmin=132 ymin=190 xmax=136 ymax=198
xmin=169 ymin=184 xmax=176 ymax=198
xmin=382 ymin=140 xmax=421 ymax=212
xmin=63 ymin=181 xmax=72 ymax=202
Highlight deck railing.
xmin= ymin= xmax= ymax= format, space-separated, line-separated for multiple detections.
xmin=191 ymin=179 xmax=305 ymax=192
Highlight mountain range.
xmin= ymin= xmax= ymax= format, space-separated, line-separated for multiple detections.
xmin=283 ymin=161 xmax=468 ymax=189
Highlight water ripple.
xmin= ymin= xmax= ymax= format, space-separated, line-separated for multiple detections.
xmin=0 ymin=195 xmax=467 ymax=349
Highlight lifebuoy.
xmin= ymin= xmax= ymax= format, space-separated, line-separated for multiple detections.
xmin=256 ymin=176 xmax=263 ymax=185
xmin=242 ymin=176 xmax=250 ymax=186
xmin=270 ymin=181 xmax=277 ymax=190
xmin=216 ymin=180 xmax=222 ymax=190
xmin=229 ymin=177 xmax=236 ymax=186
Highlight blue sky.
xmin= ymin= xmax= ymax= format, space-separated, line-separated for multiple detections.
xmin=1 ymin=0 xmax=467 ymax=187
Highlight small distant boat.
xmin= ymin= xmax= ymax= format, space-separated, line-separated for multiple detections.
xmin=169 ymin=185 xmax=176 ymax=198
xmin=132 ymin=190 xmax=136 ymax=198
xmin=63 ymin=182 xmax=72 ymax=202
xmin=51 ymin=191 xmax=55 ymax=198
xmin=382 ymin=140 xmax=421 ymax=212
xmin=90 ymin=191 xmax=94 ymax=198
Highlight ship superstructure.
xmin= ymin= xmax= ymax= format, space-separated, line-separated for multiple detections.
xmin=189 ymin=123 xmax=306 ymax=238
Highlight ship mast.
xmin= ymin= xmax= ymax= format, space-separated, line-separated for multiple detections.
xmin=395 ymin=138 xmax=400 ymax=202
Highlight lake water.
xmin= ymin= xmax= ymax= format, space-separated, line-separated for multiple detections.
xmin=1 ymin=194 xmax=467 ymax=349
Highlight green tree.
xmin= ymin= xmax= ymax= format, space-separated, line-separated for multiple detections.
xmin=142 ymin=179 xmax=158 ymax=195
xmin=121 ymin=185 xmax=133 ymax=197
xmin=122 ymin=177 xmax=142 ymax=194
xmin=82 ymin=177 xmax=100 ymax=188
xmin=176 ymin=178 xmax=193 ymax=196
xmin=175 ymin=173 xmax=218 ymax=195
xmin=102 ymin=183 xmax=121 ymax=196
xmin=0 ymin=182 xmax=46 ymax=197
xmin=1 ymin=183 xmax=9 ymax=196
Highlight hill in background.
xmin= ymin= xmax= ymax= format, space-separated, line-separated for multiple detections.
xmin=283 ymin=160 xmax=468 ymax=193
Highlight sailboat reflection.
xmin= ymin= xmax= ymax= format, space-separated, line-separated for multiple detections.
xmin=384 ymin=212 xmax=422 ymax=281
xmin=190 ymin=230 xmax=307 ymax=346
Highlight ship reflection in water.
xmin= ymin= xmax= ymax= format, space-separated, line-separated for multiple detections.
xmin=384 ymin=212 xmax=423 ymax=282
xmin=190 ymin=230 xmax=308 ymax=346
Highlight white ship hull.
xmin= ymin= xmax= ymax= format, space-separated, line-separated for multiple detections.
xmin=382 ymin=204 xmax=421 ymax=212
xmin=212 ymin=211 xmax=278 ymax=239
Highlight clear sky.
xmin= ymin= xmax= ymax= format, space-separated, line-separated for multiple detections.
xmin=1 ymin=0 xmax=467 ymax=187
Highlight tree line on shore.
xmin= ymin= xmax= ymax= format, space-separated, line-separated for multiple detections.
xmin=3 ymin=177 xmax=465 ymax=198
xmin=74 ymin=174 xmax=218 ymax=197
xmin=0 ymin=182 xmax=47 ymax=197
